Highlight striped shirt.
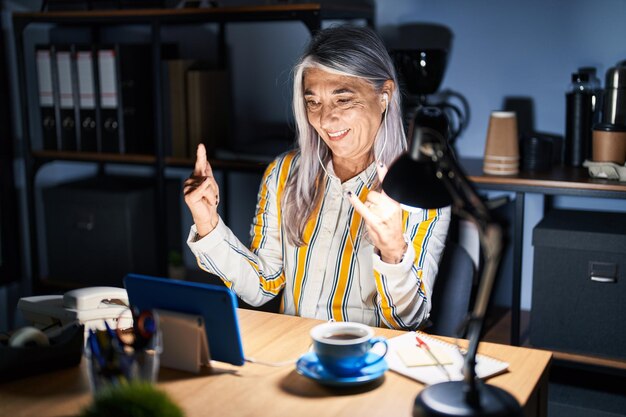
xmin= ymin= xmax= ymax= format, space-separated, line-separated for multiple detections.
xmin=187 ymin=152 xmax=450 ymax=330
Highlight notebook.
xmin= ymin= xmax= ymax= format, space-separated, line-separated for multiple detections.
xmin=380 ymin=331 xmax=509 ymax=386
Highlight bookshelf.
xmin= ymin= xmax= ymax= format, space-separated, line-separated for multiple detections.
xmin=11 ymin=3 xmax=374 ymax=292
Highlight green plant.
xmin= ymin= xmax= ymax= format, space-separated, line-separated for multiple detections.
xmin=79 ymin=382 xmax=184 ymax=417
xmin=168 ymin=250 xmax=183 ymax=267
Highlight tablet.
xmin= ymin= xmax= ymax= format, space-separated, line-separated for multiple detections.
xmin=124 ymin=273 xmax=245 ymax=366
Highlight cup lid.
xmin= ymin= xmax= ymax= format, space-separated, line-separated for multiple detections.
xmin=593 ymin=123 xmax=626 ymax=132
xmin=605 ymin=65 xmax=626 ymax=89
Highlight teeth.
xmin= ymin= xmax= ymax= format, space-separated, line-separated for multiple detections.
xmin=328 ymin=129 xmax=349 ymax=138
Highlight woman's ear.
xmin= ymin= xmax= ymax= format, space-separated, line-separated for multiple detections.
xmin=380 ymin=79 xmax=395 ymax=112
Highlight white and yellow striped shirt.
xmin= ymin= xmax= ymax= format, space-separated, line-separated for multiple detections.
xmin=188 ymin=152 xmax=450 ymax=330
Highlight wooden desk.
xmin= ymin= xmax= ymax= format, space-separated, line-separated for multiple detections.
xmin=461 ymin=158 xmax=626 ymax=346
xmin=0 ymin=309 xmax=551 ymax=417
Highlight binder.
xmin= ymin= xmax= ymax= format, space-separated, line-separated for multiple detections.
xmin=35 ymin=47 xmax=58 ymax=150
xmin=55 ymin=46 xmax=78 ymax=151
xmin=97 ymin=44 xmax=155 ymax=154
xmin=97 ymin=46 xmax=122 ymax=153
xmin=76 ymin=46 xmax=98 ymax=152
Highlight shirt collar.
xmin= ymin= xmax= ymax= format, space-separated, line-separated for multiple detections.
xmin=326 ymin=160 xmax=378 ymax=187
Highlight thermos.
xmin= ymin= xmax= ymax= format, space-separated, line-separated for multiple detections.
xmin=591 ymin=61 xmax=626 ymax=165
xmin=565 ymin=71 xmax=594 ymax=167
xmin=600 ymin=61 xmax=626 ymax=128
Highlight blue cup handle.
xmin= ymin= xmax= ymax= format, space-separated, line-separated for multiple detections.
xmin=363 ymin=336 xmax=388 ymax=367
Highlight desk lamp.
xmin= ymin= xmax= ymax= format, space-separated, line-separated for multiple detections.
xmin=383 ymin=107 xmax=522 ymax=417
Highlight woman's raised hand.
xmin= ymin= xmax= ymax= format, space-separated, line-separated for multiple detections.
xmin=184 ymin=144 xmax=220 ymax=238
xmin=348 ymin=163 xmax=407 ymax=264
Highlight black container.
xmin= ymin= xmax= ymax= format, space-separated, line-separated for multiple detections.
xmin=521 ymin=133 xmax=553 ymax=172
xmin=565 ymin=72 xmax=594 ymax=167
xmin=0 ymin=324 xmax=83 ymax=382
xmin=43 ymin=176 xmax=158 ymax=287
xmin=531 ymin=209 xmax=626 ymax=360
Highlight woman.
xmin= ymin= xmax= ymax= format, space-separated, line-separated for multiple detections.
xmin=184 ymin=26 xmax=450 ymax=330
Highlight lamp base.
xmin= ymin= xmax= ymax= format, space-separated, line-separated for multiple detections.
xmin=413 ymin=380 xmax=522 ymax=417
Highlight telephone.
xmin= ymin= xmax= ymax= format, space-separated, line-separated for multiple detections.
xmin=17 ymin=287 xmax=132 ymax=345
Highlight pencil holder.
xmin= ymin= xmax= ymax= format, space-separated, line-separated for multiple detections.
xmin=85 ymin=320 xmax=162 ymax=394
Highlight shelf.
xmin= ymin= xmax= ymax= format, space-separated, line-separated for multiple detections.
xmin=32 ymin=150 xmax=268 ymax=172
xmin=461 ymin=157 xmax=626 ymax=198
xmin=33 ymin=150 xmax=155 ymax=165
xmin=13 ymin=3 xmax=374 ymax=29
xmin=483 ymin=308 xmax=626 ymax=373
xmin=13 ymin=2 xmax=372 ymax=292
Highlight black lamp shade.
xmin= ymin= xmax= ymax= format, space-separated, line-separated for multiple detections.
xmin=383 ymin=106 xmax=453 ymax=209
xmin=383 ymin=154 xmax=452 ymax=209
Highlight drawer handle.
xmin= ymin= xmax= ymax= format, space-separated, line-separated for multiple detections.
xmin=590 ymin=275 xmax=616 ymax=283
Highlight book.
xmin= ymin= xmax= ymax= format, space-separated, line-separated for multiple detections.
xmin=186 ymin=65 xmax=230 ymax=157
xmin=383 ymin=331 xmax=509 ymax=386
xmin=163 ymin=59 xmax=194 ymax=158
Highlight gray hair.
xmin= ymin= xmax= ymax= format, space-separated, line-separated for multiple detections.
xmin=283 ymin=26 xmax=407 ymax=246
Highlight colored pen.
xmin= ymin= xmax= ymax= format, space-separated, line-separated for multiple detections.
xmin=88 ymin=329 xmax=106 ymax=368
xmin=415 ymin=334 xmax=451 ymax=381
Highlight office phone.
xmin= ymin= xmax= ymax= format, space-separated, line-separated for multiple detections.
xmin=17 ymin=286 xmax=132 ymax=344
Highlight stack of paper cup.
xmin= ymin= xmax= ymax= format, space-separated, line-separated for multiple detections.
xmin=483 ymin=111 xmax=520 ymax=175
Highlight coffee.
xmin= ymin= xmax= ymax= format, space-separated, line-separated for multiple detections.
xmin=310 ymin=322 xmax=388 ymax=377
xmin=324 ymin=332 xmax=365 ymax=341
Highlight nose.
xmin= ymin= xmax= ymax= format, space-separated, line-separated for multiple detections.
xmin=319 ymin=103 xmax=338 ymax=130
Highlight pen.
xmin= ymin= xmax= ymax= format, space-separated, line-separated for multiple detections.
xmin=88 ymin=329 xmax=106 ymax=368
xmin=415 ymin=334 xmax=451 ymax=381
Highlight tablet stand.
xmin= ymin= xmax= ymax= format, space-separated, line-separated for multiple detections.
xmin=155 ymin=309 xmax=210 ymax=373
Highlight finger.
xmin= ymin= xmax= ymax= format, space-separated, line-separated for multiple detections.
xmin=193 ymin=144 xmax=207 ymax=176
xmin=184 ymin=175 xmax=211 ymax=194
xmin=347 ymin=191 xmax=379 ymax=226
xmin=204 ymin=156 xmax=214 ymax=178
xmin=184 ymin=176 xmax=211 ymax=198
xmin=376 ymin=162 xmax=388 ymax=183
xmin=368 ymin=186 xmax=401 ymax=208
xmin=366 ymin=190 xmax=386 ymax=205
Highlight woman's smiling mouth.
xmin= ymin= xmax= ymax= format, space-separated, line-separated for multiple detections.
xmin=327 ymin=128 xmax=350 ymax=141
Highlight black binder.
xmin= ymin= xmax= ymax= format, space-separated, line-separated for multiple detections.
xmin=75 ymin=45 xmax=98 ymax=152
xmin=35 ymin=47 xmax=58 ymax=150
xmin=96 ymin=44 xmax=155 ymax=154
xmin=96 ymin=46 xmax=122 ymax=153
xmin=54 ymin=45 xmax=78 ymax=151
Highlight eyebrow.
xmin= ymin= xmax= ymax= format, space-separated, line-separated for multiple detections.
xmin=303 ymin=87 xmax=356 ymax=96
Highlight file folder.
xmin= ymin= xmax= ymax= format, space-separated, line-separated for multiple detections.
xmin=76 ymin=46 xmax=98 ymax=152
xmin=55 ymin=46 xmax=78 ymax=151
xmin=35 ymin=47 xmax=58 ymax=150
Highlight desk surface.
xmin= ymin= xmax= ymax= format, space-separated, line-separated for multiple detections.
xmin=0 ymin=309 xmax=551 ymax=417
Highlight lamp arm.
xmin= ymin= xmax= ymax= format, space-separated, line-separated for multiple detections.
xmin=431 ymin=144 xmax=504 ymax=405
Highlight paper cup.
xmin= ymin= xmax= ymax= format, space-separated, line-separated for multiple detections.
xmin=483 ymin=111 xmax=520 ymax=175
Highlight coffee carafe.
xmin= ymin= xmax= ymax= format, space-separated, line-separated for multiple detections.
xmin=591 ymin=60 xmax=626 ymax=165
xmin=601 ymin=60 xmax=626 ymax=128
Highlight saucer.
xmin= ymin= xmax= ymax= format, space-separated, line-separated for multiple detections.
xmin=295 ymin=352 xmax=387 ymax=387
